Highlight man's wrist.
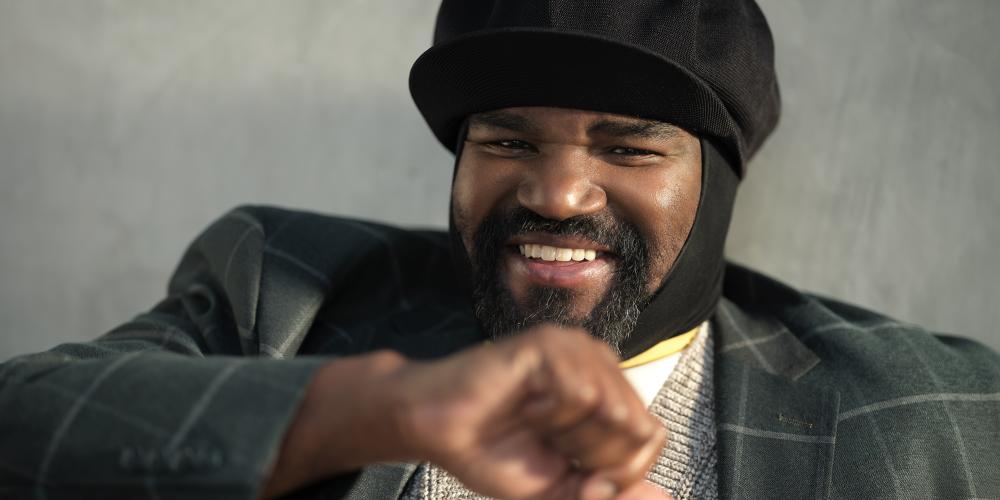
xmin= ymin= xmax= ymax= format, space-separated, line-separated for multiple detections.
xmin=309 ymin=350 xmax=412 ymax=469
xmin=261 ymin=350 xmax=412 ymax=498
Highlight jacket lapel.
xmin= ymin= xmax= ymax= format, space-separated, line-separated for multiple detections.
xmin=713 ymin=298 xmax=840 ymax=499
xmin=342 ymin=463 xmax=418 ymax=500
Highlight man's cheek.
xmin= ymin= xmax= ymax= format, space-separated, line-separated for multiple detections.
xmin=451 ymin=215 xmax=476 ymax=258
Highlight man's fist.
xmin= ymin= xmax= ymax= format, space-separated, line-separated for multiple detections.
xmin=388 ymin=325 xmax=670 ymax=500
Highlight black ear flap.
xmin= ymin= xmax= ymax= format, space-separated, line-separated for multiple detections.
xmin=623 ymin=138 xmax=739 ymax=359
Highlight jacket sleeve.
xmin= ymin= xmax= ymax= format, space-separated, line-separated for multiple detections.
xmin=0 ymin=207 xmax=333 ymax=500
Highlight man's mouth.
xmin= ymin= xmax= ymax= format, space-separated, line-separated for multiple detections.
xmin=503 ymin=234 xmax=615 ymax=289
xmin=517 ymin=244 xmax=598 ymax=262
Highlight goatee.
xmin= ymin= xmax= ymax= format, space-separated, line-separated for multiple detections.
xmin=466 ymin=207 xmax=653 ymax=355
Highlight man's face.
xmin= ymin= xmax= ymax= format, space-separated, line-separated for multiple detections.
xmin=452 ymin=107 xmax=702 ymax=353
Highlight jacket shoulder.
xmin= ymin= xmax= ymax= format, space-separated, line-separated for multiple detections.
xmin=721 ymin=264 xmax=1000 ymax=497
xmin=166 ymin=205 xmax=465 ymax=357
xmin=723 ymin=262 xmax=1000 ymax=391
xmin=172 ymin=205 xmax=454 ymax=290
xmin=180 ymin=204 xmax=450 ymax=259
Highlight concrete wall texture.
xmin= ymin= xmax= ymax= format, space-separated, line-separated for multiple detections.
xmin=1 ymin=0 xmax=997 ymax=360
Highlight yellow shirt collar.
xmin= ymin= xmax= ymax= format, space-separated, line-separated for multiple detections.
xmin=618 ymin=325 xmax=700 ymax=369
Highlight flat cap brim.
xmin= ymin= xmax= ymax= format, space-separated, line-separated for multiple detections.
xmin=409 ymin=28 xmax=745 ymax=172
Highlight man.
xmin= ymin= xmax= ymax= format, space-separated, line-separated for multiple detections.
xmin=1 ymin=1 xmax=998 ymax=499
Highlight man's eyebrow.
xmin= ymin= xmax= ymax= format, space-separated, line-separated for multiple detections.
xmin=587 ymin=119 xmax=681 ymax=140
xmin=468 ymin=111 xmax=540 ymax=134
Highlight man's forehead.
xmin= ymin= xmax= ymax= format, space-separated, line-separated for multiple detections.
xmin=468 ymin=107 xmax=684 ymax=140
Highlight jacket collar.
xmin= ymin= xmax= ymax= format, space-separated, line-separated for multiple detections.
xmin=341 ymin=463 xmax=418 ymax=500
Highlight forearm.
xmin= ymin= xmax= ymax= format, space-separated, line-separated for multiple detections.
xmin=260 ymin=350 xmax=412 ymax=499
xmin=0 ymin=346 xmax=327 ymax=500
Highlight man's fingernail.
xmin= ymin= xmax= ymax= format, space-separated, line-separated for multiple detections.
xmin=582 ymin=479 xmax=617 ymax=500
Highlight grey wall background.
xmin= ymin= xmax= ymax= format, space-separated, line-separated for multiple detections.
xmin=1 ymin=0 xmax=997 ymax=360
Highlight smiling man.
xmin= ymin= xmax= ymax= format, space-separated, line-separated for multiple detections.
xmin=456 ymin=108 xmax=702 ymax=354
xmin=2 ymin=0 xmax=1000 ymax=500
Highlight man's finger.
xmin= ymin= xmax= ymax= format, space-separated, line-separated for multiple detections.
xmin=520 ymin=329 xmax=606 ymax=431
xmin=583 ymin=425 xmax=667 ymax=494
xmin=612 ymin=481 xmax=674 ymax=500
xmin=545 ymin=406 xmax=654 ymax=470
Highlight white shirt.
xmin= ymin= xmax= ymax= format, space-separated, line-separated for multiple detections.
xmin=622 ymin=322 xmax=708 ymax=408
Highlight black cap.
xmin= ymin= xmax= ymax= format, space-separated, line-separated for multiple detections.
xmin=409 ymin=0 xmax=781 ymax=174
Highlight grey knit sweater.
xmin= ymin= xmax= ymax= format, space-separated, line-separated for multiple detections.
xmin=401 ymin=327 xmax=718 ymax=499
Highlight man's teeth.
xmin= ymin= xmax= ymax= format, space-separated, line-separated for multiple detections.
xmin=518 ymin=244 xmax=598 ymax=262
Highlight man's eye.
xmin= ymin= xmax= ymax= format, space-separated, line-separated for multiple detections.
xmin=490 ymin=140 xmax=534 ymax=151
xmin=608 ymin=146 xmax=657 ymax=156
xmin=480 ymin=139 xmax=538 ymax=156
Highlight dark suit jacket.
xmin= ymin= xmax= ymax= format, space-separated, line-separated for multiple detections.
xmin=2 ymin=206 xmax=998 ymax=499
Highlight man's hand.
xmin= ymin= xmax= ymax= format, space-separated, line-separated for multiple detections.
xmin=262 ymin=325 xmax=670 ymax=500
xmin=390 ymin=325 xmax=669 ymax=500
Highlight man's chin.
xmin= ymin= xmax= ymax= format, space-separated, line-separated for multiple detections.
xmin=512 ymin=296 xmax=596 ymax=326
xmin=476 ymin=285 xmax=570 ymax=336
xmin=474 ymin=280 xmax=645 ymax=355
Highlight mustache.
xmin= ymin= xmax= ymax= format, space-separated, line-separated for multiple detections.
xmin=472 ymin=207 xmax=644 ymax=258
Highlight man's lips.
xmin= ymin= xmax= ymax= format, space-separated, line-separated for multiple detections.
xmin=503 ymin=233 xmax=615 ymax=288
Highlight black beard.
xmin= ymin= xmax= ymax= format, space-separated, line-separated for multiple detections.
xmin=467 ymin=207 xmax=652 ymax=355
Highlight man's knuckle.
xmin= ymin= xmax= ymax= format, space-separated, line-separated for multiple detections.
xmin=510 ymin=339 xmax=541 ymax=366
xmin=568 ymin=383 xmax=599 ymax=407
xmin=621 ymin=456 xmax=653 ymax=484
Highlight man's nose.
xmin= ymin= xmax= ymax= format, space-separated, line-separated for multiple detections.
xmin=515 ymin=149 xmax=607 ymax=221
